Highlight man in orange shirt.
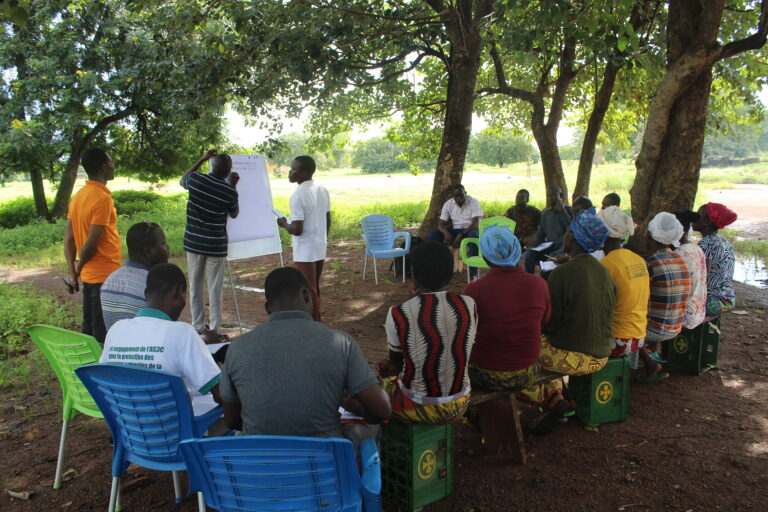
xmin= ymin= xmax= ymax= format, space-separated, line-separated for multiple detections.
xmin=64 ymin=148 xmax=122 ymax=344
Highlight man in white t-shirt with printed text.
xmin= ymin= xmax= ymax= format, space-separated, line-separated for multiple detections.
xmin=277 ymin=156 xmax=331 ymax=321
xmin=100 ymin=263 xmax=222 ymax=416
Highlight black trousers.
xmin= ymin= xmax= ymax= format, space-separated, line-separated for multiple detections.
xmin=82 ymin=282 xmax=107 ymax=344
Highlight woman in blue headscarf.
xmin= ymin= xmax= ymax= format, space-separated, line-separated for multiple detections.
xmin=516 ymin=214 xmax=616 ymax=433
xmin=463 ymin=225 xmax=552 ymax=392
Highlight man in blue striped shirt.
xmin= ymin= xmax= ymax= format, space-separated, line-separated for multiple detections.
xmin=101 ymin=221 xmax=169 ymax=331
xmin=180 ymin=149 xmax=240 ymax=341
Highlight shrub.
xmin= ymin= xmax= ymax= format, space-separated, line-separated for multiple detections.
xmin=0 ymin=197 xmax=50 ymax=229
xmin=112 ymin=190 xmax=165 ymax=216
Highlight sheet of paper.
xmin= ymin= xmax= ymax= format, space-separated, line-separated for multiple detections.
xmin=540 ymin=261 xmax=558 ymax=272
xmin=272 ymin=208 xmax=284 ymax=219
xmin=206 ymin=342 xmax=229 ymax=354
xmin=530 ymin=241 xmax=554 ymax=252
xmin=338 ymin=407 xmax=364 ymax=422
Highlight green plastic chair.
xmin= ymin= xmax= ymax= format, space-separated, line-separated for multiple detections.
xmin=459 ymin=216 xmax=516 ymax=281
xmin=28 ymin=325 xmax=103 ymax=489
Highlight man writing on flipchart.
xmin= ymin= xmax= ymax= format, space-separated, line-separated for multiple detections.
xmin=277 ymin=156 xmax=331 ymax=321
xmin=180 ymin=149 xmax=240 ymax=342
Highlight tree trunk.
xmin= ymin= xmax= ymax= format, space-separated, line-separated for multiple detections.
xmin=642 ymin=69 xmax=711 ymax=217
xmin=29 ymin=168 xmax=49 ymax=219
xmin=418 ymin=1 xmax=489 ymax=237
xmin=573 ymin=62 xmax=620 ymax=200
xmin=49 ymin=105 xmax=135 ymax=218
xmin=51 ymin=147 xmax=84 ymax=219
xmin=629 ymin=0 xmax=767 ymax=251
xmin=531 ymin=114 xmax=569 ymax=201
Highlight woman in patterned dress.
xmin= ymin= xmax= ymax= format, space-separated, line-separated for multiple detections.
xmin=692 ymin=203 xmax=738 ymax=317
xmin=673 ymin=210 xmax=707 ymax=329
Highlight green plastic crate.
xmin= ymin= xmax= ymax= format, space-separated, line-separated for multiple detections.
xmin=381 ymin=423 xmax=453 ymax=512
xmin=667 ymin=317 xmax=720 ymax=375
xmin=570 ymin=356 xmax=629 ymax=427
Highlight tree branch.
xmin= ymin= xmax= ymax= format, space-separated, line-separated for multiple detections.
xmin=717 ymin=0 xmax=768 ymax=61
xmin=345 ymin=46 xmax=422 ymax=70
xmin=424 ymin=0 xmax=447 ymax=15
xmin=348 ymin=52 xmax=429 ymax=87
xmin=81 ymin=106 xmax=135 ymax=148
xmin=309 ymin=1 xmax=442 ymax=24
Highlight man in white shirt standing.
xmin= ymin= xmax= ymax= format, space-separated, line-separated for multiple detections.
xmin=277 ymin=156 xmax=331 ymax=321
xmin=428 ymin=184 xmax=484 ymax=278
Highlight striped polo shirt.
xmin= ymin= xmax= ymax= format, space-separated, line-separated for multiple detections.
xmin=100 ymin=261 xmax=149 ymax=331
xmin=646 ymin=250 xmax=691 ymax=342
xmin=181 ymin=172 xmax=239 ymax=257
xmin=385 ymin=291 xmax=477 ymax=402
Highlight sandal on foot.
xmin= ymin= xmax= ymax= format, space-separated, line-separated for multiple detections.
xmin=637 ymin=372 xmax=669 ymax=383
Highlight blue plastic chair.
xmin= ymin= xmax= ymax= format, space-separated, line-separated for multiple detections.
xmin=75 ymin=364 xmax=224 ymax=512
xmin=360 ymin=214 xmax=411 ymax=284
xmin=179 ymin=436 xmax=382 ymax=512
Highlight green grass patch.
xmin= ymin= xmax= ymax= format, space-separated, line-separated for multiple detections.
xmin=0 ymin=282 xmax=79 ymax=358
xmin=0 ymin=282 xmax=79 ymax=390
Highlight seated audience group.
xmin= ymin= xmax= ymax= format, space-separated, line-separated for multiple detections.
xmin=93 ymin=177 xmax=739 ymax=443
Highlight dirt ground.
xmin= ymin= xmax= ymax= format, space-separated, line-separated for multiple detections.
xmin=2 ymin=243 xmax=768 ymax=512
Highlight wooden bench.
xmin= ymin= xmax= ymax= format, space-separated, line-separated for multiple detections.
xmin=467 ymin=371 xmax=564 ymax=465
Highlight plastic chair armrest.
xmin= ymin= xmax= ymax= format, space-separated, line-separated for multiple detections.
xmin=459 ymin=237 xmax=479 ymax=262
xmin=392 ymin=232 xmax=411 ymax=252
xmin=359 ymin=437 xmax=381 ymax=496
xmin=193 ymin=405 xmax=224 ymax=437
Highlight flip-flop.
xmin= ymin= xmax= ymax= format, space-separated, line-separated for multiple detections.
xmin=649 ymin=352 xmax=668 ymax=364
xmin=637 ymin=372 xmax=669 ymax=383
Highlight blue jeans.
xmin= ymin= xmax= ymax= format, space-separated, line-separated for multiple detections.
xmin=428 ymin=228 xmax=480 ymax=278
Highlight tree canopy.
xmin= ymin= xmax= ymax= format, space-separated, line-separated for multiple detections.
xmin=2 ymin=0 xmax=768 ymax=230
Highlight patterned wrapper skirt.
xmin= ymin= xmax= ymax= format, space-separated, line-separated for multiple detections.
xmin=381 ymin=377 xmax=470 ymax=424
xmin=468 ymin=362 xmax=540 ymax=392
xmin=516 ymin=336 xmax=608 ymax=407
xmin=706 ymin=294 xmax=735 ymax=316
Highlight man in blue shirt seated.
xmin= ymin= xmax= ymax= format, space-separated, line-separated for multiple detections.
xmin=524 ymin=186 xmax=572 ymax=274
xmin=219 ymin=267 xmax=391 ymax=439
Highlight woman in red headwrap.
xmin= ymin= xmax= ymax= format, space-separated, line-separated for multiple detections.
xmin=693 ymin=203 xmax=737 ymax=316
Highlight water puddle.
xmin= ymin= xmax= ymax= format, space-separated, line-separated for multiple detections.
xmin=733 ymin=257 xmax=768 ymax=289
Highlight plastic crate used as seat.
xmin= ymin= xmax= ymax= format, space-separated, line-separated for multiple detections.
xmin=570 ymin=356 xmax=630 ymax=427
xmin=381 ymin=422 xmax=453 ymax=512
xmin=667 ymin=317 xmax=720 ymax=375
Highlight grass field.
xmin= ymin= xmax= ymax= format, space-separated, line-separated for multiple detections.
xmin=0 ymin=159 xmax=766 ymax=270
xmin=3 ymin=159 xmax=764 ymax=206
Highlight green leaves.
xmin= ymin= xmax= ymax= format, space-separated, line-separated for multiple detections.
xmin=0 ymin=0 xmax=30 ymax=27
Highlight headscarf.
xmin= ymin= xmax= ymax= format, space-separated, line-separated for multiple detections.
xmin=705 ymin=202 xmax=737 ymax=229
xmin=575 ymin=205 xmax=597 ymax=217
xmin=480 ymin=225 xmax=521 ymax=266
xmin=570 ymin=213 xmax=610 ymax=253
xmin=598 ymin=205 xmax=634 ymax=239
xmin=648 ymin=212 xmax=684 ymax=248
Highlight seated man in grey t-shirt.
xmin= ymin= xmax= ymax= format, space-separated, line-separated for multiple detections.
xmin=219 ymin=267 xmax=391 ymax=438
